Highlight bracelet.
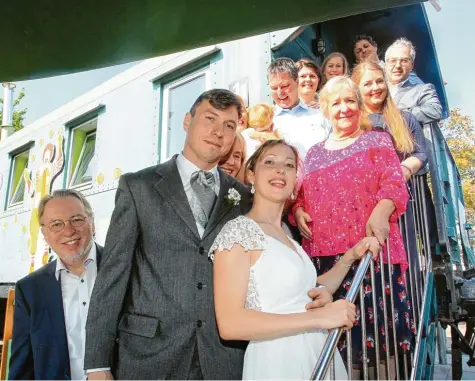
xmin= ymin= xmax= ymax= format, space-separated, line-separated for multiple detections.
xmin=338 ymin=257 xmax=353 ymax=268
xmin=401 ymin=164 xmax=413 ymax=175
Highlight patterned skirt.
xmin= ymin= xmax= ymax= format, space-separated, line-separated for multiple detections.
xmin=313 ymin=255 xmax=416 ymax=367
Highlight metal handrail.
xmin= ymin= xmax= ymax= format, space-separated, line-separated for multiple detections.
xmin=410 ymin=254 xmax=433 ymax=380
xmin=310 ymin=252 xmax=373 ymax=381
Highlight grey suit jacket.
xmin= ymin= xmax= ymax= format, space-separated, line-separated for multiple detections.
xmin=394 ymin=78 xmax=442 ymax=124
xmin=84 ymin=156 xmax=252 ymax=380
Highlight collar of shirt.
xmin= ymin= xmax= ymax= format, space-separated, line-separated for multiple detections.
xmin=55 ymin=243 xmax=97 ymax=280
xmin=176 ymin=153 xmax=220 ymax=187
xmin=388 ymin=77 xmax=410 ymax=95
xmin=274 ymin=100 xmax=309 ymax=117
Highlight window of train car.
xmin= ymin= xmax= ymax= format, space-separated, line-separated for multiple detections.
xmin=159 ymin=67 xmax=209 ymax=162
xmin=68 ymin=119 xmax=97 ymax=188
xmin=7 ymin=150 xmax=30 ymax=208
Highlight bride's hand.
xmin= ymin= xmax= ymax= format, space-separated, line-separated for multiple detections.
xmin=311 ymin=299 xmax=356 ymax=330
xmin=306 ymin=286 xmax=333 ymax=309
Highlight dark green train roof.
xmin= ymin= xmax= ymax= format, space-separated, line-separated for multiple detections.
xmin=1 ymin=0 xmax=423 ymax=81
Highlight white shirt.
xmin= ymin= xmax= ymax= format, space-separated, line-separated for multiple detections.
xmin=55 ymin=244 xmax=97 ymax=381
xmin=388 ymin=78 xmax=409 ymax=98
xmin=176 ymin=153 xmax=220 ymax=237
xmin=241 ymin=128 xmax=263 ymax=160
xmin=273 ymin=101 xmax=331 ymax=160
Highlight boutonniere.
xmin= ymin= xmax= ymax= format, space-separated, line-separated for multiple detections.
xmin=224 ymin=188 xmax=241 ymax=206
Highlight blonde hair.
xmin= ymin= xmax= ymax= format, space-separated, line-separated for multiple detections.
xmin=351 ymin=61 xmax=414 ymax=153
xmin=247 ymin=103 xmax=274 ymax=132
xmin=321 ymin=52 xmax=350 ymax=86
xmin=319 ymin=76 xmax=372 ymax=131
xmin=219 ymin=132 xmax=247 ymax=182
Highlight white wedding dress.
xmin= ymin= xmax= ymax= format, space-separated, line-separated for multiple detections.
xmin=210 ymin=215 xmax=347 ymax=380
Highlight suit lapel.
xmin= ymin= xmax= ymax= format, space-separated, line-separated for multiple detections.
xmin=394 ymin=79 xmax=413 ymax=104
xmin=95 ymin=243 xmax=103 ymax=269
xmin=203 ymin=169 xmax=238 ymax=240
xmin=43 ymin=262 xmax=69 ymax=356
xmin=153 ymin=156 xmax=200 ymax=240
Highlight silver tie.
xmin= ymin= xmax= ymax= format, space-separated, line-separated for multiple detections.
xmin=190 ymin=170 xmax=217 ymax=228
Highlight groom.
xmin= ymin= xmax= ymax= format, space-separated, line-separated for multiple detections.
xmin=84 ymin=89 xmax=253 ymax=380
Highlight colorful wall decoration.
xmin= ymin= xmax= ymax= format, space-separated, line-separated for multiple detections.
xmin=24 ymin=131 xmax=65 ymax=272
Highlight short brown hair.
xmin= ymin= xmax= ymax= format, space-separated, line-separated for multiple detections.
xmin=296 ymin=59 xmax=322 ymax=90
xmin=38 ymin=189 xmax=94 ymax=223
xmin=189 ymin=89 xmax=243 ymax=119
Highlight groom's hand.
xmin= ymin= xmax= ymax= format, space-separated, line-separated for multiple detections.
xmin=88 ymin=371 xmax=114 ymax=380
xmin=305 ymin=286 xmax=333 ymax=309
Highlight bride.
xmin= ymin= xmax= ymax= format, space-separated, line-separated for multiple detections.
xmin=209 ymin=139 xmax=381 ymax=380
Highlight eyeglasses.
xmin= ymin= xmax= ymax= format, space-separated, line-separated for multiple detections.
xmin=386 ymin=57 xmax=412 ymax=66
xmin=42 ymin=215 xmax=88 ymax=233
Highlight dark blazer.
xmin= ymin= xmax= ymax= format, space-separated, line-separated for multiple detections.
xmin=8 ymin=244 xmax=103 ymax=380
xmin=84 ymin=155 xmax=252 ymax=380
xmin=393 ymin=77 xmax=443 ymax=124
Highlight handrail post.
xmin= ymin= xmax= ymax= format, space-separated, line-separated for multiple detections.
xmin=310 ymin=252 xmax=373 ymax=381
xmin=410 ymin=256 xmax=433 ymax=380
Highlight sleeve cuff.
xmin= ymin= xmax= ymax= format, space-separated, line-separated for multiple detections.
xmin=87 ymin=368 xmax=111 ymax=373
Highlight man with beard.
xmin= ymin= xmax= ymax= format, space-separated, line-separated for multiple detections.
xmin=9 ymin=189 xmax=103 ymax=380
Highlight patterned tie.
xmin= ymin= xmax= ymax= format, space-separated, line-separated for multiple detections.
xmin=190 ymin=170 xmax=217 ymax=228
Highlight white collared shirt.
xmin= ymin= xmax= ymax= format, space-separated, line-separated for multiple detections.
xmin=273 ymin=101 xmax=331 ymax=160
xmin=55 ymin=244 xmax=97 ymax=380
xmin=388 ymin=78 xmax=409 ymax=98
xmin=176 ymin=153 xmax=220 ymax=237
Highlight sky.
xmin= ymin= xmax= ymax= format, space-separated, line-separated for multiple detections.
xmin=7 ymin=0 xmax=475 ymax=125
xmin=424 ymin=0 xmax=474 ymax=120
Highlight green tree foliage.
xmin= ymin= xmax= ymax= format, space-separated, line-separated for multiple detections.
xmin=0 ymin=87 xmax=27 ymax=132
xmin=442 ymin=108 xmax=475 ymax=223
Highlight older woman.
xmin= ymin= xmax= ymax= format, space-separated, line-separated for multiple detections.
xmin=296 ymin=58 xmax=321 ymax=107
xmin=293 ymin=76 xmax=413 ymax=377
xmin=218 ymin=132 xmax=246 ymax=181
xmin=351 ymin=61 xmax=427 ymax=179
xmin=321 ymin=52 xmax=349 ymax=87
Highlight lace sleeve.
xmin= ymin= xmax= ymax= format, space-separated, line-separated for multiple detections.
xmin=209 ymin=216 xmax=267 ymax=262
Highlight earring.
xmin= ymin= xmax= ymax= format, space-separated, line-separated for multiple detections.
xmin=291 ymin=192 xmax=295 ymax=200
xmin=251 ymin=183 xmax=255 ymax=194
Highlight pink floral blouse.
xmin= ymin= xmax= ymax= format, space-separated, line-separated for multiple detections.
xmin=292 ymin=131 xmax=409 ymax=271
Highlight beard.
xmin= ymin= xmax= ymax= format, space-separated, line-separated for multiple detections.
xmin=61 ymin=238 xmax=94 ymax=267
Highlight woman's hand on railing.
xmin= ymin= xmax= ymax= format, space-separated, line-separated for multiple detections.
xmin=295 ymin=207 xmax=313 ymax=240
xmin=306 ymin=286 xmax=333 ymax=309
xmin=344 ymin=237 xmax=381 ymax=262
xmin=310 ymin=299 xmax=356 ymax=330
xmin=365 ymin=206 xmax=391 ymax=245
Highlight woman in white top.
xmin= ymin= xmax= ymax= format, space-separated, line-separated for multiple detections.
xmin=210 ymin=139 xmax=381 ymax=380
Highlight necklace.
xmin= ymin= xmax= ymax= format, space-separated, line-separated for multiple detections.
xmin=328 ymin=127 xmax=361 ymax=141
